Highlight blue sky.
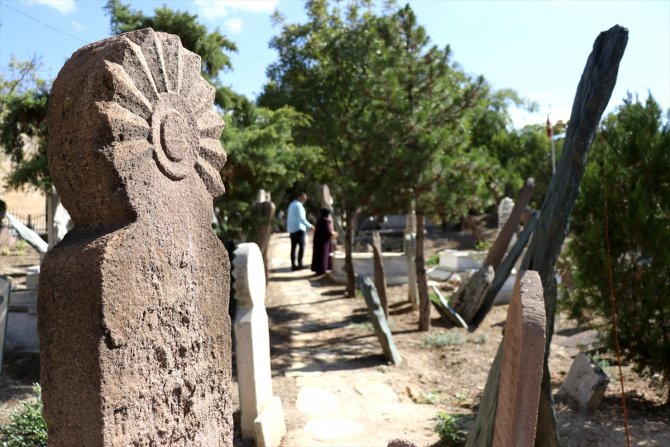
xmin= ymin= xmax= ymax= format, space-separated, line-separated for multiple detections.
xmin=1 ymin=0 xmax=668 ymax=127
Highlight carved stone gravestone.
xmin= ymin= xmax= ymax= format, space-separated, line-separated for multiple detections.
xmin=40 ymin=29 xmax=232 ymax=446
xmin=370 ymin=230 xmax=388 ymax=317
xmin=233 ymin=243 xmax=286 ymax=447
xmin=497 ymin=197 xmax=514 ymax=234
xmin=493 ymin=271 xmax=546 ymax=447
xmin=356 ymin=276 xmax=401 ymax=365
xmin=248 ymin=200 xmax=276 ymax=281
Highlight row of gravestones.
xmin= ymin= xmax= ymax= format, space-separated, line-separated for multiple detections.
xmin=37 ymin=27 xmax=617 ymax=446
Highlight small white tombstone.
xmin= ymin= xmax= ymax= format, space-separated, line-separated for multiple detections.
xmin=556 ymin=353 xmax=609 ymax=411
xmin=233 ymin=243 xmax=286 ymax=447
xmin=497 ymin=197 xmax=515 ymax=233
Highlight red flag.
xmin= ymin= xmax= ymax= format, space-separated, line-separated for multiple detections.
xmin=546 ymin=116 xmax=553 ymax=139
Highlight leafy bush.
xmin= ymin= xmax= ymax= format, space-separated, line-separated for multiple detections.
xmin=0 ymin=385 xmax=47 ymax=447
xmin=564 ymin=95 xmax=670 ymax=401
xmin=433 ymin=412 xmax=469 ymax=446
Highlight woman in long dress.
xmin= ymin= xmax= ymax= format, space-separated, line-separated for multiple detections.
xmin=311 ymin=208 xmax=336 ymax=275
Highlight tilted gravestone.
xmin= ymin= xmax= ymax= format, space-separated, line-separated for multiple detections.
xmin=248 ymin=200 xmax=276 ymax=281
xmin=493 ymin=271 xmax=546 ymax=447
xmin=555 ymin=353 xmax=609 ymax=411
xmin=40 ymin=29 xmax=232 ymax=446
xmin=233 ymin=243 xmax=286 ymax=447
xmin=370 ymin=230 xmax=389 ymax=317
xmin=356 ymin=276 xmax=401 ymax=365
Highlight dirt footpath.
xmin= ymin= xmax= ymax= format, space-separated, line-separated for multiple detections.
xmin=260 ymin=233 xmax=670 ymax=447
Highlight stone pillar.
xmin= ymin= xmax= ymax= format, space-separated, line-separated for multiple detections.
xmin=233 ymin=243 xmax=286 ymax=447
xmin=493 ymin=271 xmax=546 ymax=447
xmin=404 ymin=211 xmax=418 ymax=309
xmin=39 ymin=28 xmax=232 ymax=446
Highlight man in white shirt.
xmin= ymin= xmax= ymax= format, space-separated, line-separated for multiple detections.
xmin=286 ymin=192 xmax=314 ymax=271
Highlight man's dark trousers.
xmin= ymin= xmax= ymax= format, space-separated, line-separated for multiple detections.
xmin=290 ymin=230 xmax=306 ymax=270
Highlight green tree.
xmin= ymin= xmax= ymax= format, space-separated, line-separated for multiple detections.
xmin=261 ymin=0 xmax=390 ymax=295
xmin=0 ymin=57 xmax=50 ymax=191
xmin=360 ymin=5 xmax=484 ymax=329
xmin=565 ymin=94 xmax=670 ymax=401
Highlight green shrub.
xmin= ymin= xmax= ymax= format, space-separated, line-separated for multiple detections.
xmin=0 ymin=385 xmax=47 ymax=447
xmin=422 ymin=332 xmax=465 ymax=348
xmin=427 ymin=253 xmax=440 ymax=266
xmin=564 ymin=95 xmax=670 ymax=402
xmin=433 ymin=412 xmax=469 ymax=446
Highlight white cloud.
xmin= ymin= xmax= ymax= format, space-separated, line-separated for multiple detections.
xmin=194 ymin=0 xmax=278 ymax=21
xmin=70 ymin=20 xmax=84 ymax=30
xmin=30 ymin=0 xmax=76 ymax=14
xmin=225 ymin=18 xmax=243 ymax=34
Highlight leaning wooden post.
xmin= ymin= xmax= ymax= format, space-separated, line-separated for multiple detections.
xmin=466 ymin=25 xmax=628 ymax=447
xmin=40 ymin=29 xmax=233 ymax=445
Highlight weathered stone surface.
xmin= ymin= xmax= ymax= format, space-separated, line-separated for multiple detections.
xmin=449 ymin=265 xmax=494 ymax=323
xmin=555 ymin=353 xmax=609 ymax=411
xmin=248 ymin=200 xmax=276 ymax=281
xmin=233 ymin=243 xmax=286 ymax=446
xmin=370 ymin=230 xmax=388 ymax=317
xmin=356 ymin=276 xmax=401 ymax=365
xmin=493 ymin=271 xmax=546 ymax=447
xmin=497 ymin=197 xmax=514 ymax=233
xmin=0 ymin=276 xmax=9 ymax=372
xmin=40 ymin=28 xmax=231 ymax=446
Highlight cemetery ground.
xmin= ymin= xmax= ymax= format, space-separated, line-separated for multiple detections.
xmin=0 ymin=225 xmax=668 ymax=445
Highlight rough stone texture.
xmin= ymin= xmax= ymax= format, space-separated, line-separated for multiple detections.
xmin=356 ymin=276 xmax=401 ymax=365
xmin=232 ymin=243 xmax=286 ymax=446
xmin=497 ymin=197 xmax=514 ymax=233
xmin=39 ymin=28 xmax=231 ymax=446
xmin=449 ymin=265 xmax=494 ymax=323
xmin=493 ymin=271 xmax=546 ymax=447
xmin=555 ymin=353 xmax=609 ymax=411
xmin=370 ymin=230 xmax=388 ymax=317
xmin=248 ymin=200 xmax=276 ymax=281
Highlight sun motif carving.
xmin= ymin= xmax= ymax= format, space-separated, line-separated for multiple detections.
xmin=99 ymin=29 xmax=226 ymax=198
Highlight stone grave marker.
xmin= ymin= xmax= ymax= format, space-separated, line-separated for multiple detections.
xmin=555 ymin=353 xmax=609 ymax=411
xmin=404 ymin=212 xmax=418 ymax=309
xmin=356 ymin=276 xmax=401 ymax=365
xmin=497 ymin=197 xmax=514 ymax=233
xmin=248 ymin=200 xmax=276 ymax=281
xmin=40 ymin=29 xmax=232 ymax=446
xmin=493 ymin=270 xmax=546 ymax=447
xmin=370 ymin=230 xmax=388 ymax=317
xmin=233 ymin=243 xmax=286 ymax=447
xmin=0 ymin=276 xmax=10 ymax=374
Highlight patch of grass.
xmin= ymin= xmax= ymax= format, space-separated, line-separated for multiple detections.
xmin=417 ymin=390 xmax=443 ymax=405
xmin=0 ymin=384 xmax=47 ymax=447
xmin=422 ymin=332 xmax=465 ymax=348
xmin=13 ymin=240 xmax=28 ymax=256
xmin=467 ymin=334 xmax=487 ymax=345
xmin=433 ymin=412 xmax=471 ymax=446
xmin=427 ymin=253 xmax=440 ymax=266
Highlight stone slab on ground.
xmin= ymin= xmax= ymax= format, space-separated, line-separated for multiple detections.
xmin=555 ymin=353 xmax=609 ymax=411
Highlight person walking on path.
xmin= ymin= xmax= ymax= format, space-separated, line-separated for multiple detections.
xmin=287 ymin=192 xmax=314 ymax=271
xmin=311 ymin=208 xmax=337 ymax=275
